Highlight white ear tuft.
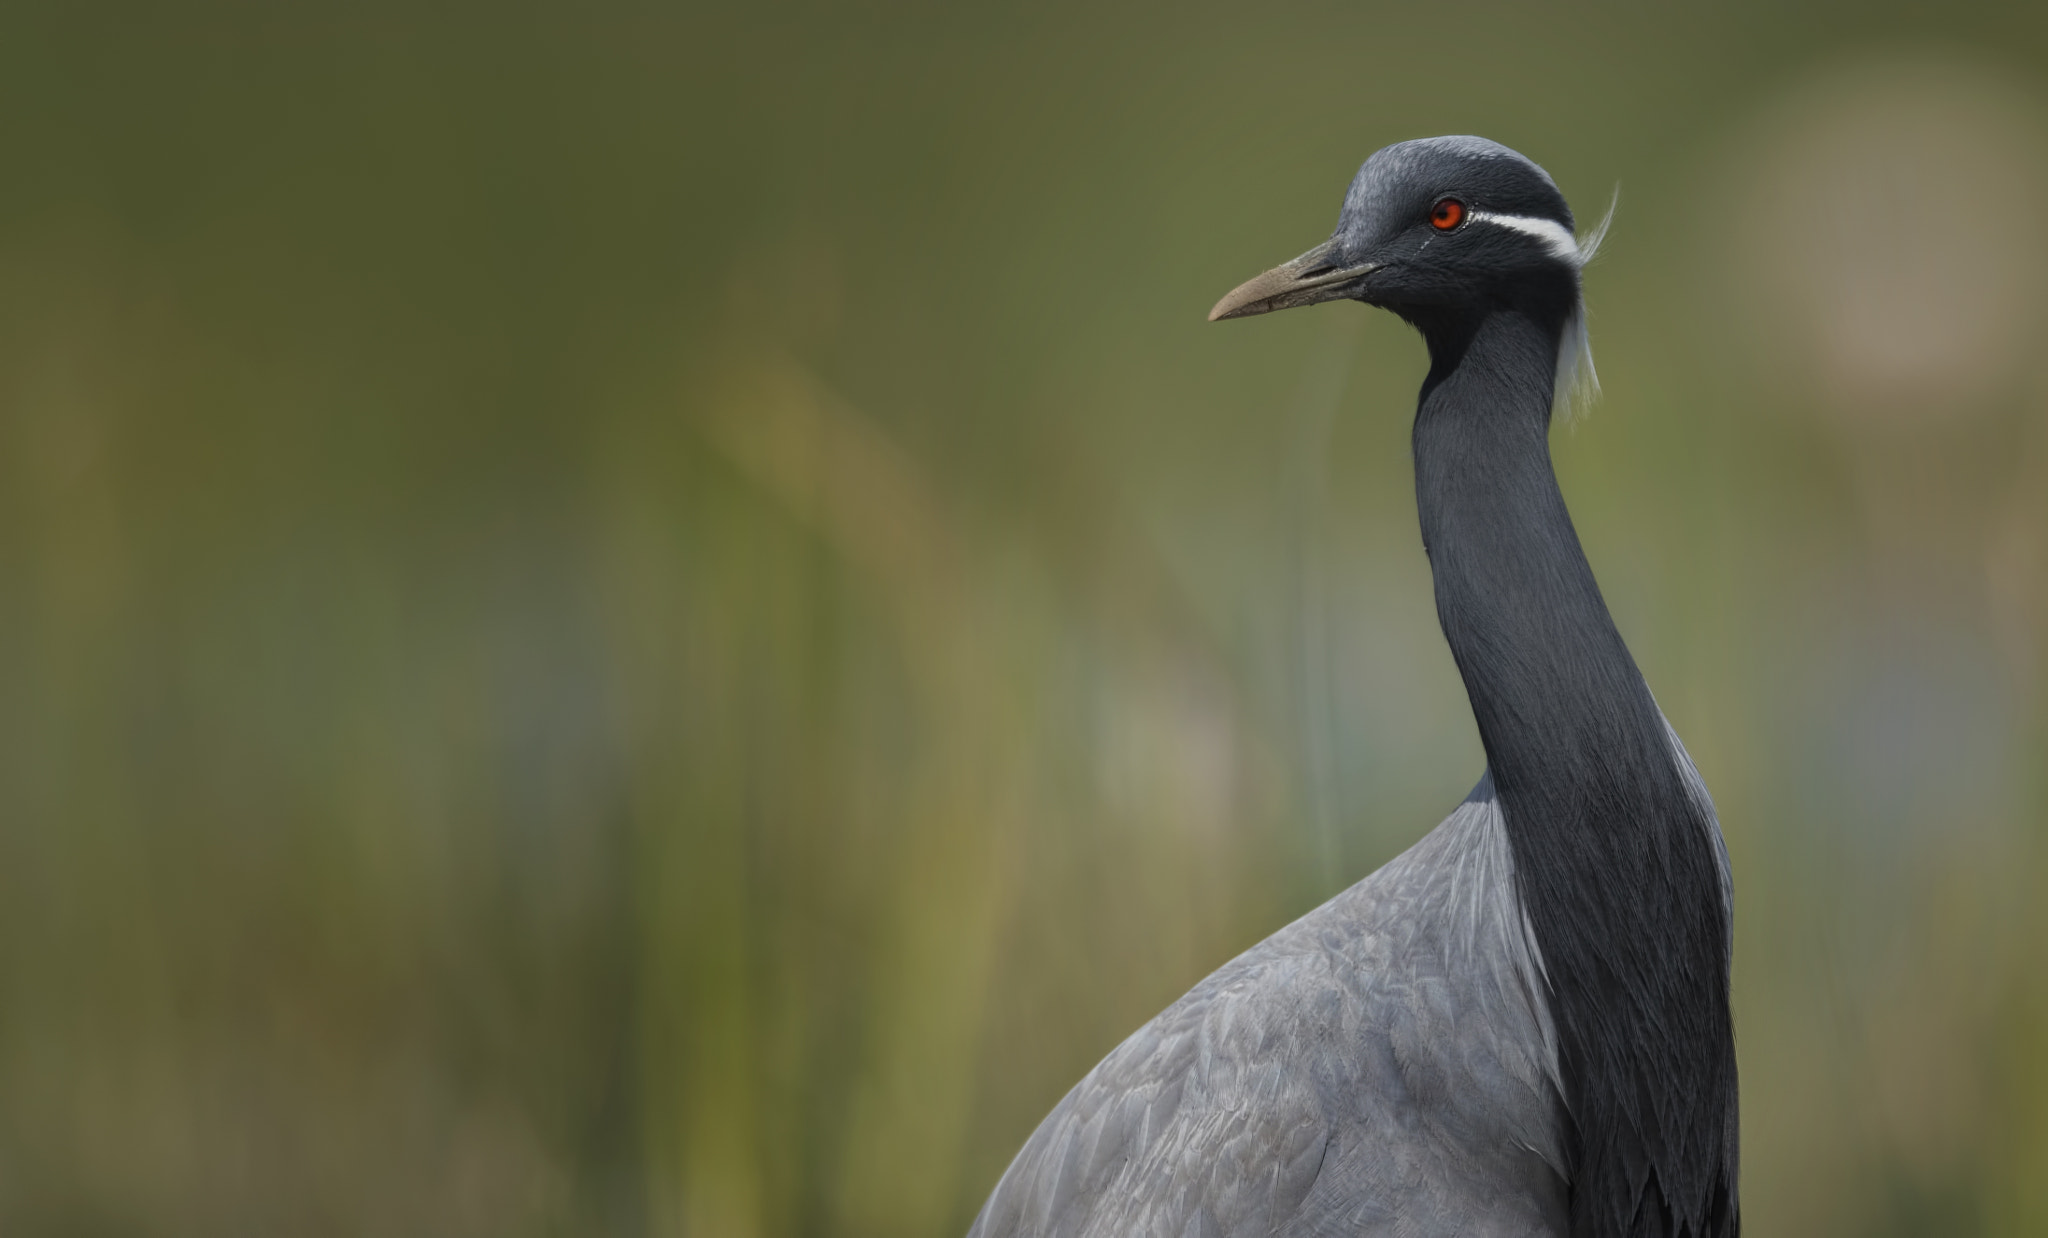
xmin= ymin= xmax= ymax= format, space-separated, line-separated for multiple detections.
xmin=1553 ymin=304 xmax=1599 ymax=425
xmin=1553 ymin=187 xmax=1616 ymax=423
xmin=1572 ymin=185 xmax=1618 ymax=269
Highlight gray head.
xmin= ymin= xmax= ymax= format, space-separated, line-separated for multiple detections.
xmin=1210 ymin=136 xmax=1603 ymax=319
xmin=1210 ymin=136 xmax=1608 ymax=412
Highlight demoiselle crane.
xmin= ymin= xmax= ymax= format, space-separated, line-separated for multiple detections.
xmin=966 ymin=137 xmax=1738 ymax=1238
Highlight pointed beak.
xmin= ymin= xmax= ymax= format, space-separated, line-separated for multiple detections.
xmin=1208 ymin=239 xmax=1378 ymax=322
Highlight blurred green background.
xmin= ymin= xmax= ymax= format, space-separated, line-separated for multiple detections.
xmin=2 ymin=1 xmax=2046 ymax=1234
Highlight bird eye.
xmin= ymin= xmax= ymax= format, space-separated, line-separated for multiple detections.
xmin=1430 ymin=198 xmax=1465 ymax=231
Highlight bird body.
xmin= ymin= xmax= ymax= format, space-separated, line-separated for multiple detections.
xmin=970 ymin=778 xmax=1569 ymax=1237
xmin=968 ymin=137 xmax=1739 ymax=1238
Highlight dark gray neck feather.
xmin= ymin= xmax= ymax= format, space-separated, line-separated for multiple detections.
xmin=1411 ymin=307 xmax=1739 ymax=1238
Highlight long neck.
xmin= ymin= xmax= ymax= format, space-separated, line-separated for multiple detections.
xmin=1412 ymin=308 xmax=1739 ymax=1238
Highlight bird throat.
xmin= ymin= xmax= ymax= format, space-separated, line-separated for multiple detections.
xmin=1410 ymin=307 xmax=1741 ymax=1238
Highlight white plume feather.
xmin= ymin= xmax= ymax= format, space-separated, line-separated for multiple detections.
xmin=1553 ymin=186 xmax=1617 ymax=423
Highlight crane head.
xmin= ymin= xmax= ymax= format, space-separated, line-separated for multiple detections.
xmin=1208 ymin=136 xmax=1604 ymax=324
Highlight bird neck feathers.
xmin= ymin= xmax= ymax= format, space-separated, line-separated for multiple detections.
xmin=1410 ymin=306 xmax=1741 ymax=1238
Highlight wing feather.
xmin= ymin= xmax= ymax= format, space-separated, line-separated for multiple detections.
xmin=968 ymin=779 xmax=1571 ymax=1238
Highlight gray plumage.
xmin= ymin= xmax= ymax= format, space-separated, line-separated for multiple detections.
xmin=968 ymin=757 xmax=1726 ymax=1238
xmin=970 ymin=778 xmax=1564 ymax=1238
xmin=967 ymin=137 xmax=1741 ymax=1238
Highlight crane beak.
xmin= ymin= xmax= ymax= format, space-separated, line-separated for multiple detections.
xmin=1208 ymin=239 xmax=1377 ymax=322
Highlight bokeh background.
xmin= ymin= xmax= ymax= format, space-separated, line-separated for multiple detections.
xmin=3 ymin=2 xmax=2046 ymax=1234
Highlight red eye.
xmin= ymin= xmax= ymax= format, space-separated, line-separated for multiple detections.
xmin=1430 ymin=198 xmax=1465 ymax=230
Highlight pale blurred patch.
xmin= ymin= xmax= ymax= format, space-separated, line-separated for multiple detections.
xmin=1722 ymin=56 xmax=2048 ymax=429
